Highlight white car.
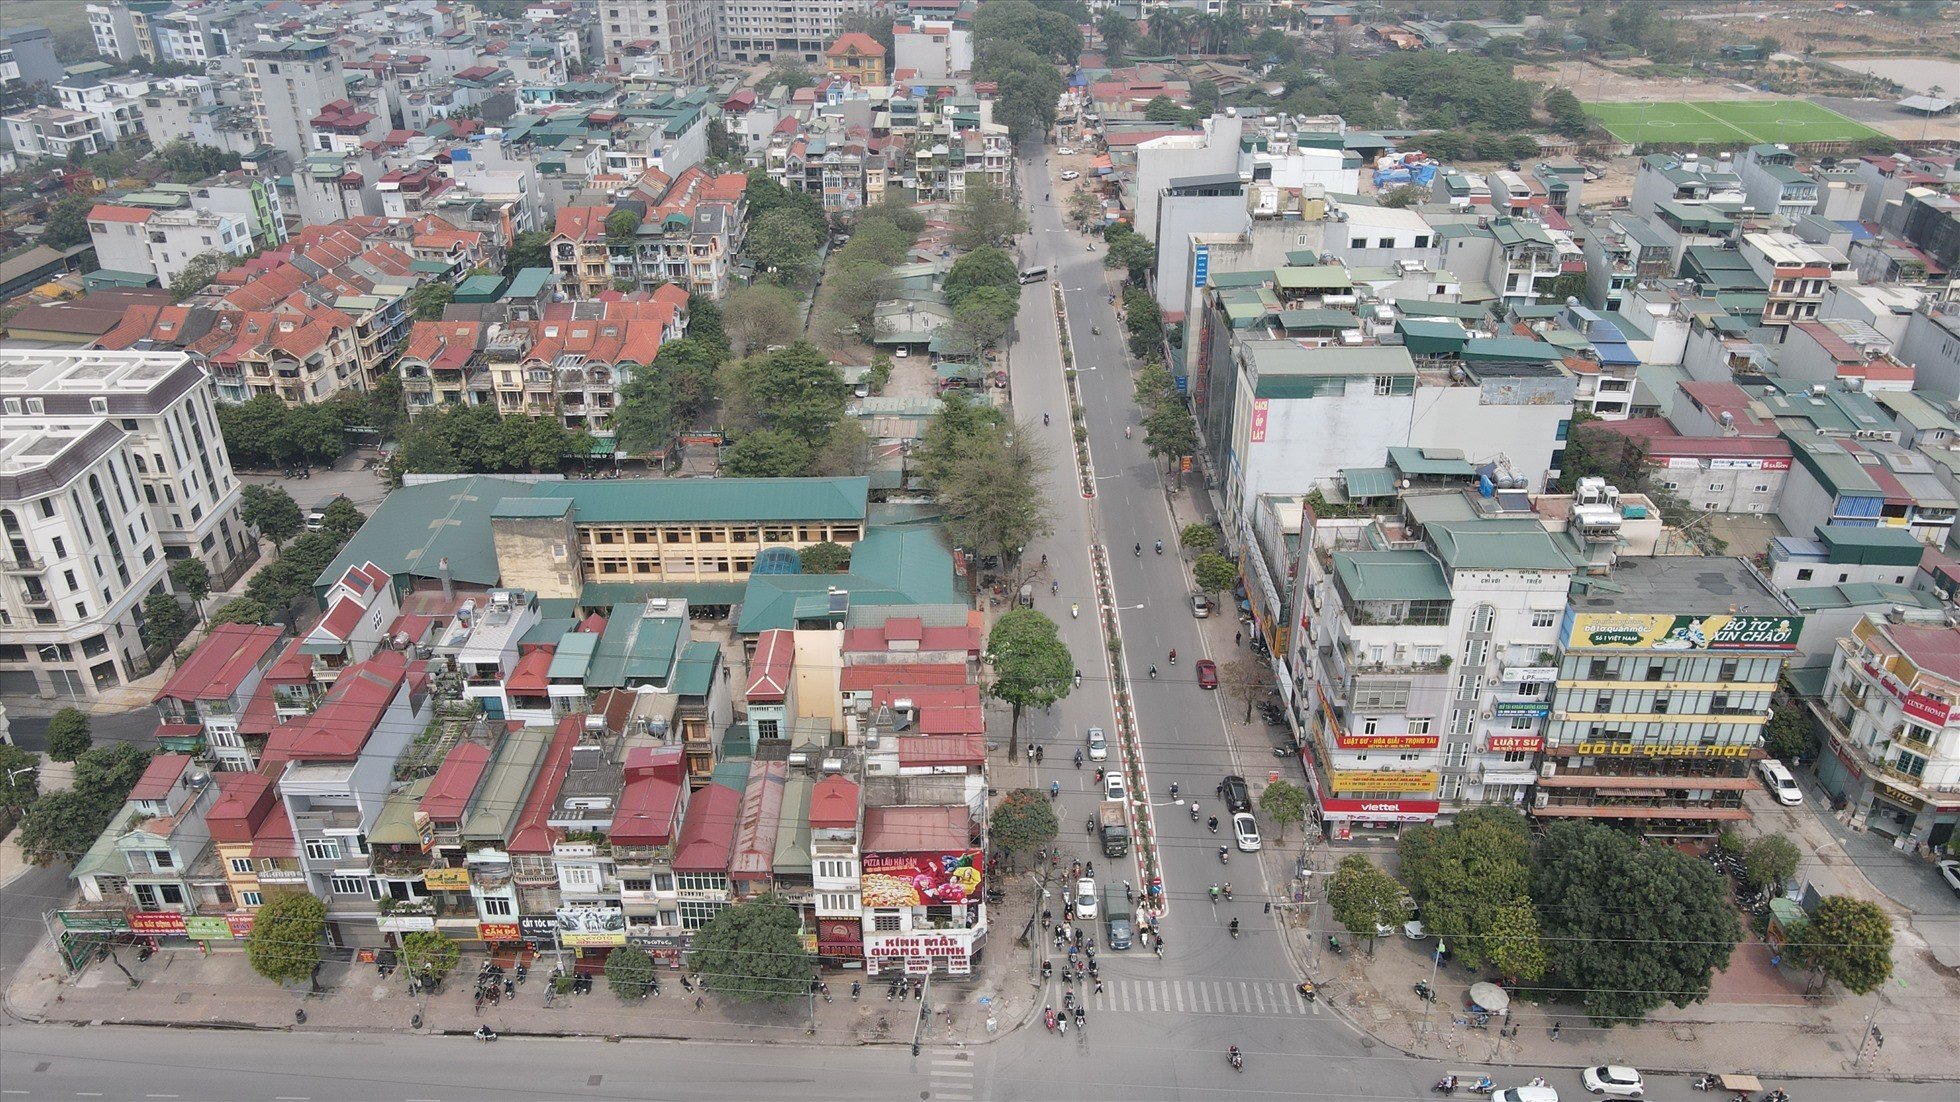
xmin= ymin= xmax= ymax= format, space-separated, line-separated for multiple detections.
xmin=1582 ymin=1065 xmax=1644 ymax=1098
xmin=1075 ymin=878 xmax=1098 ymax=919
xmin=1104 ymin=771 xmax=1127 ymax=803
xmin=1232 ymin=812 xmax=1262 ymax=852
xmin=1493 ymin=1088 xmax=1559 ymax=1102
xmin=1060 ymin=170 xmax=1081 ymax=181
xmin=1057 ymin=147 xmax=1076 ymax=156
xmin=1939 ymin=859 xmax=1960 ymax=898
xmin=1086 ymin=726 xmax=1108 ymax=762
xmin=1758 ymin=759 xmax=1803 ymax=805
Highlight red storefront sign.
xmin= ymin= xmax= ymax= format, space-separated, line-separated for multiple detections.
xmin=1862 ymin=660 xmax=1952 ymax=727
xmin=226 ymin=911 xmax=256 ymax=937
xmin=478 ymin=922 xmax=522 ymax=942
xmin=130 ymin=911 xmax=187 ymax=935
xmin=1319 ymin=798 xmax=1440 ymax=822
xmin=1249 ymin=398 xmax=1269 ymax=442
xmin=1486 ymin=734 xmax=1544 ymax=752
xmin=1335 ymin=733 xmax=1440 ymax=750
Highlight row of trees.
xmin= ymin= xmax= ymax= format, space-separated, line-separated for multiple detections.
xmin=218 ymin=392 xmax=399 ymax=469
xmin=1328 ymin=813 xmax=1895 ymax=1026
xmin=717 ymin=341 xmax=864 ymax=478
xmin=971 ymin=1 xmax=1075 ymax=141
xmin=395 ymin=402 xmax=587 ymax=477
xmin=1131 ymin=362 xmax=1197 ymax=477
xmin=15 ymin=741 xmax=157 ymax=869
xmin=942 ymin=245 xmax=1022 ymax=359
xmin=817 ymin=198 xmax=927 ymax=343
xmin=914 ymin=393 xmax=1053 ymax=579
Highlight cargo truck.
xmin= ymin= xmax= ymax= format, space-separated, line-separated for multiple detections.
xmin=1103 ymin=885 xmax=1133 ymax=949
xmin=1097 ymin=806 xmax=1130 ymax=857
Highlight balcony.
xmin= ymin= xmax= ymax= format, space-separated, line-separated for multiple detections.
xmin=255 ymin=864 xmax=306 ymax=883
xmin=294 ymin=808 xmax=362 ymax=832
xmin=1 ymin=554 xmax=46 ymax=573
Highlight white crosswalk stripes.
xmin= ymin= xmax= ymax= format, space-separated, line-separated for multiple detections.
xmin=1043 ymin=978 xmax=1316 ymax=1017
xmin=929 ymin=1052 xmax=976 ymax=1100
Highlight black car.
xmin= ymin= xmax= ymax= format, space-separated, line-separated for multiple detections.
xmin=1218 ymin=774 xmax=1252 ymax=813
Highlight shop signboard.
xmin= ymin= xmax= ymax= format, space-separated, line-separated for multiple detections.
xmin=1859 ymin=659 xmax=1952 ymax=727
xmin=479 ymin=922 xmax=522 ymax=942
xmin=556 ymin=905 xmax=627 ymax=947
xmin=57 ymin=911 xmax=131 ymax=933
xmin=184 ymin=915 xmax=233 ymax=940
xmin=1493 ymin=700 xmax=1550 ymax=717
xmin=225 ymin=911 xmax=255 ymax=937
xmin=130 ymin=911 xmax=187 ymax=935
xmin=519 ymin=916 xmax=558 ymax=942
xmin=1566 ymin=613 xmax=1802 ymax=652
xmin=1485 ymin=734 xmax=1544 ymax=752
xmin=1319 ymin=798 xmax=1439 ymax=822
xmin=1502 ymin=667 xmax=1559 ymax=683
xmin=421 ymin=867 xmax=471 ymax=891
xmin=379 ymin=914 xmax=436 ymax=934
xmin=1572 ymin=741 xmax=1751 ymax=758
xmin=862 ymin=931 xmax=974 ymax=965
xmin=1335 ymin=733 xmax=1440 ymax=750
xmin=860 ymin=850 xmax=984 ymax=907
xmin=1249 ymin=398 xmax=1270 ymax=442
xmin=1329 ymin=770 xmax=1438 ymax=793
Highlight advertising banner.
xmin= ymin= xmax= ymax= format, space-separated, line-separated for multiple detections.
xmin=1249 ymin=398 xmax=1270 ymax=443
xmin=421 ymin=867 xmax=471 ymax=891
xmin=184 ymin=915 xmax=233 ymax=940
xmin=478 ymin=922 xmax=522 ymax=942
xmin=1330 ymin=771 xmax=1438 ymax=793
xmin=1485 ymin=734 xmax=1544 ymax=752
xmin=1319 ymin=798 xmax=1440 ymax=822
xmin=860 ymin=850 xmax=984 ymax=907
xmin=863 ymin=931 xmax=974 ymax=964
xmin=1493 ymin=701 xmax=1550 ymax=717
xmin=1571 ymin=740 xmax=1751 ymax=758
xmin=1565 ymin=613 xmax=1801 ymax=652
xmin=225 ymin=911 xmax=255 ymax=937
xmin=1502 ymin=667 xmax=1559 ymax=682
xmin=130 ymin=912 xmax=187 ymax=935
xmin=556 ymin=906 xmax=627 ymax=947
xmin=57 ymin=911 xmax=131 ymax=933
xmin=1859 ymin=659 xmax=1953 ymax=727
xmin=1335 ymin=733 xmax=1440 ymax=750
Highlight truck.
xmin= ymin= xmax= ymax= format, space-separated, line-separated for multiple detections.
xmin=1102 ymin=885 xmax=1133 ymax=950
xmin=1097 ymin=806 xmax=1130 ymax=857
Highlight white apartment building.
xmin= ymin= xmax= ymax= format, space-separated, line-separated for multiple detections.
xmin=143 ymin=208 xmax=256 ymax=286
xmin=240 ymin=38 xmax=347 ymax=156
xmin=54 ymin=70 xmax=160 ymax=147
xmin=718 ymin=0 xmax=872 ymax=65
xmin=4 ymin=106 xmax=107 ymax=161
xmin=1813 ymin=613 xmax=1960 ymax=847
xmin=893 ymin=20 xmax=972 ymax=81
xmin=0 ymin=349 xmax=252 ymax=701
xmin=88 ymin=3 xmax=143 ymax=62
xmin=601 ymin=0 xmax=717 ymax=85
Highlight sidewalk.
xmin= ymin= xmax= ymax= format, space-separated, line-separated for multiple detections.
xmin=6 ymin=931 xmax=1031 ymax=1047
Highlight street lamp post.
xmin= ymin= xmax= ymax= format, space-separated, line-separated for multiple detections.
xmin=1417 ymin=939 xmax=1445 ymax=1045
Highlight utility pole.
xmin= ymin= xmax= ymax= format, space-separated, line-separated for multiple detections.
xmin=1417 ymin=939 xmax=1446 ymax=1045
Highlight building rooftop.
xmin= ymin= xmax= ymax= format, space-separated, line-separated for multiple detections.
xmin=1333 ymin=550 xmax=1452 ymax=602
xmin=1569 ymin=555 xmax=1784 ymax=616
xmin=862 ymin=804 xmax=971 ymax=853
xmin=459 ymin=725 xmax=553 ymax=843
xmin=153 ymin=624 xmax=282 ymax=703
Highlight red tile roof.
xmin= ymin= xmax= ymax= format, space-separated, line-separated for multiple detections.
xmin=266 ymin=650 xmax=411 ymax=761
xmin=896 ymin=734 xmax=984 ymax=768
xmin=826 ymin=31 xmax=887 ymax=57
xmin=809 ymin=775 xmax=858 ymax=830
xmin=611 ymin=745 xmax=686 ymax=845
xmin=553 ymin=206 xmax=607 ymax=243
xmin=156 ymin=624 xmax=284 ymax=703
xmin=673 ymin=782 xmax=742 ymax=873
xmin=88 ymin=204 xmax=152 ymax=224
xmin=402 ymin=320 xmax=483 ymax=372
xmin=837 ymin=663 xmax=969 ymax=692
xmin=205 ymin=771 xmax=279 ymax=844
xmin=508 ymin=716 xmax=580 ymax=854
xmin=128 ymin=754 xmax=192 ymax=803
xmin=419 ymin=740 xmax=491 ymax=822
xmin=505 ymin=647 xmax=553 ymax=695
xmin=745 ymin=628 xmax=793 ymax=700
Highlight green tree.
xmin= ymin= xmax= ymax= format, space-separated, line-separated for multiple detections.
xmin=1123 ymin=287 xmax=1165 ymax=358
xmin=170 ymin=251 xmax=232 ymax=302
xmin=1328 ymin=854 xmax=1408 ymax=949
xmin=688 ymin=294 xmax=726 ymax=350
xmin=722 ymin=283 xmax=804 ymax=357
xmin=973 ymin=0 xmax=1083 ymax=63
xmin=722 ymin=341 xmax=849 ymax=445
xmin=944 ymin=246 xmax=1018 ymax=308
xmin=813 ymin=418 xmax=873 ymax=478
xmin=1144 ymin=95 xmax=1193 ymax=125
xmin=605 ymin=208 xmax=640 ymax=246
xmin=1538 ymin=269 xmax=1588 ymax=306
xmin=763 ymin=61 xmax=816 ymax=91
xmin=1544 ymin=86 xmax=1590 ymax=137
xmin=400 ymin=930 xmax=460 ymax=981
xmin=1191 ymin=552 xmax=1237 ymax=598
xmin=1397 ymin=808 xmax=1532 ymax=971
xmin=744 ymin=208 xmax=824 ymax=283
xmin=1787 ymin=895 xmax=1894 ymax=996
xmin=1762 ymin=704 xmax=1817 ymax=764
xmin=1133 ymin=362 xmax=1178 ymax=412
xmin=47 ymin=707 xmax=93 ymax=762
xmin=140 ymin=592 xmax=192 ymax=654
xmin=798 ymin=541 xmax=851 ymax=574
xmin=0 ymin=743 xmax=38 ymax=817
xmin=1142 ymin=402 xmax=1197 ymax=475
xmin=246 ymin=892 xmax=327 ymax=987
xmin=990 ymin=63 xmax=1065 ymax=141
xmin=43 ymin=194 xmax=94 ymax=250
xmin=1259 ymin=779 xmax=1309 ymax=842
xmin=912 ymin=391 xmax=1006 ymax=486
xmin=1532 ymin=821 xmax=1740 ymax=1025
xmin=1483 ymin=898 xmax=1549 ymax=982
xmin=951 ymin=285 xmax=1018 ymax=353
xmin=605 ymin=943 xmax=659 ymax=999
xmin=1096 ymin=9 xmax=1135 ymax=62
xmin=951 ymin=179 xmax=1028 ymax=252
xmin=1179 ymin=523 xmax=1219 ymax=553
xmin=989 ymin=788 xmax=1060 ymax=871
xmin=688 ymin=895 xmax=817 ymax=1004
xmin=1745 ymin=834 xmax=1800 ymax=893
xmin=168 ymin=558 xmax=212 ymax=620
xmin=409 ymin=281 xmax=455 ymax=321
xmin=241 ymin=484 xmax=303 ymax=548
xmin=209 ymin=597 xmax=274 ymax=627
xmin=316 ymin=498 xmax=367 ymax=540
xmin=934 ymin=421 xmax=1053 ymax=575
xmin=1380 ymin=185 xmax=1426 ymax=209
xmin=16 ymin=790 xmax=105 ymax=866
xmin=722 ymin=429 xmax=813 ymax=477
xmin=820 ymin=258 xmax=897 ymax=339
xmin=504 ymin=230 xmax=550 ymax=277
xmin=1103 ymin=226 xmax=1158 ymax=286
xmin=986 ymin=609 xmax=1075 ymax=758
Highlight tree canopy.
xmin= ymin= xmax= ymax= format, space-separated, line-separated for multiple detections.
xmin=990 ymin=788 xmax=1060 ymax=870
xmin=1788 ymin=895 xmax=1893 ymax=996
xmin=611 ymin=337 xmax=724 ymax=457
xmin=1328 ymin=855 xmax=1408 ymax=946
xmin=605 ymin=943 xmax=659 ymax=999
xmin=47 ymin=708 xmax=92 ymax=762
xmin=986 ymin=609 xmax=1075 ymax=758
xmin=1397 ymin=808 xmax=1533 ymax=972
xmin=688 ymin=895 xmax=817 ymax=1003
xmin=247 ymin=892 xmax=327 ymax=987
xmin=950 ymin=180 xmax=1028 ymax=253
xmin=745 ymin=208 xmax=824 ymax=283
xmin=241 ymin=484 xmax=304 ymax=547
xmin=400 ymin=930 xmax=460 ymax=981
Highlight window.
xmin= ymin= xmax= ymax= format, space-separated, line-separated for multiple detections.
xmin=561 ymin=865 xmax=601 ymax=890
xmin=1407 ymin=718 xmax=1432 ymax=734
xmin=1588 ymin=658 xmax=1610 ymax=679
xmin=676 ymin=872 xmax=726 ymax=892
xmin=304 ymin=838 xmax=342 ymax=861
xmin=1795 ymin=568 xmax=1814 ymax=581
xmin=1530 ymin=610 xmax=1557 ymax=629
xmin=1362 ymin=717 xmax=1379 ymax=735
xmin=622 ymin=878 xmax=653 ymax=892
xmin=151 ymin=850 xmax=174 ymax=869
xmin=329 ymin=875 xmax=368 ymax=895
xmin=229 ymin=857 xmax=254 ymax=875
xmin=873 ymin=909 xmax=903 ymax=932
xmin=240 ymin=890 xmax=263 ymax=908
xmin=653 ymin=872 xmax=674 ymax=892
xmin=679 ymin=900 xmax=726 ymax=929
xmin=480 ymin=896 xmax=514 ymax=915
xmin=1509 ymin=714 xmax=1537 ymax=730
xmin=1415 ymin=646 xmax=1440 ymax=664
xmin=1594 ymin=692 xmax=1613 ymax=713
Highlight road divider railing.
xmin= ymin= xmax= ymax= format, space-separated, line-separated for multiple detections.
xmin=1052 ymin=283 xmax=1096 ymax=500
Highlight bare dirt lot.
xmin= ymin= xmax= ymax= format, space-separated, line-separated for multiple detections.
xmin=1514 ymin=59 xmax=1776 ymax=105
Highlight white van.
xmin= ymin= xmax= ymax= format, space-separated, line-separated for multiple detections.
xmin=1758 ymin=759 xmax=1803 ymax=805
xmin=1017 ymin=265 xmax=1048 ymax=284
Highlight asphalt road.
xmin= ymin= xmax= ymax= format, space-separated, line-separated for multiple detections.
xmin=5 ymin=708 xmax=158 ymax=755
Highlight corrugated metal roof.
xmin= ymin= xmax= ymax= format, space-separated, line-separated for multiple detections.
xmin=1333 ymin=550 xmax=1451 ymax=601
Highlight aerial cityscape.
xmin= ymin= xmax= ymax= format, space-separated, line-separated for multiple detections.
xmin=0 ymin=1 xmax=1958 ymax=1099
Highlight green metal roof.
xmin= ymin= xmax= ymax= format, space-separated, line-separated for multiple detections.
xmin=1397 ymin=300 xmax=1491 ymax=321
xmin=1245 ymin=342 xmax=1416 ymax=383
xmin=671 ymin=640 xmax=720 ymax=697
xmin=1427 ymin=519 xmax=1574 ymax=571
xmin=1387 ymin=447 xmax=1476 ymax=477
xmin=505 ymin=268 xmax=552 ymax=299
xmin=316 ymin=476 xmax=514 ymax=596
xmin=1207 ymin=271 xmax=1270 ymax=289
xmin=461 ymin=727 xmax=553 ymax=843
xmin=589 ymin=605 xmax=683 ymax=688
xmin=492 ymin=497 xmax=574 ymax=519
xmin=1276 ymin=308 xmax=1359 ymax=330
xmin=736 ymin=526 xmax=958 ymax=633
xmin=546 ymin=631 xmax=599 ymax=680
xmin=455 ymin=273 xmax=506 ymax=301
xmin=72 ymin=805 xmax=137 ymax=880
xmin=1333 ymin=550 xmax=1451 ymax=602
xmin=774 ymin=774 xmax=813 ymax=873
xmin=1815 ymin=524 xmax=1925 ymax=565
xmin=369 ymin=778 xmax=434 ymax=845
xmin=1461 ymin=337 xmax=1563 ymax=363
xmin=1785 ymin=582 xmax=1936 ymax=612
xmin=1272 ymin=265 xmax=1352 ymax=290
xmin=1341 ymin=467 xmax=1397 ymax=499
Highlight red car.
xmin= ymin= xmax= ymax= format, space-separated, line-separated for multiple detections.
xmin=1196 ymin=659 xmax=1218 ymax=689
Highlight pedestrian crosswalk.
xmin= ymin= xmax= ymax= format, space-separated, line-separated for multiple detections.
xmin=1044 ymin=978 xmax=1317 ymax=1017
xmin=928 ymin=1051 xmax=977 ymax=1100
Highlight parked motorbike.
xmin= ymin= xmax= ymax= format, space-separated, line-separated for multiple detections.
xmin=1413 ymin=981 xmax=1437 ymax=1002
xmin=474 ymin=1025 xmax=498 ymax=1043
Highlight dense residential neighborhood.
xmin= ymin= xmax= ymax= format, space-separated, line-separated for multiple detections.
xmin=1 ymin=1 xmax=1959 ymax=1100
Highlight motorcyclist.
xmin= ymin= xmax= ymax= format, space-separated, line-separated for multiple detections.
xmin=1207 ymin=815 xmax=1219 ymax=833
xmin=1154 ymin=540 xmax=1163 ymax=554
xmin=1148 ymin=665 xmax=1158 ymax=679
xmin=1134 ymin=542 xmax=1142 ymax=556
xmin=1168 ymin=649 xmax=1177 ymax=664
xmin=1169 ymin=782 xmax=1180 ymax=799
xmin=1071 ymin=602 xmax=1079 ymax=618
xmin=1073 ymin=669 xmax=1082 ymax=687
xmin=1218 ymin=845 xmax=1230 ymax=863
xmin=1190 ymin=803 xmax=1199 ymax=822
xmin=1230 ymin=918 xmax=1240 ymax=938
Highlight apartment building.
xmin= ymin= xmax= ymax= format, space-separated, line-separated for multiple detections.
xmin=241 ymin=39 xmax=348 ymax=156
xmin=0 ymin=349 xmax=251 ymax=701
xmin=893 ymin=19 xmax=972 ymax=81
xmin=4 ymin=106 xmax=108 ymax=161
xmin=1740 ymin=231 xmax=1851 ymax=331
xmin=719 ymin=0 xmax=872 ymax=64
xmin=88 ymin=3 xmax=149 ymax=63
xmin=600 ymin=0 xmax=716 ymax=84
xmin=1 ymin=26 xmax=65 ymax=89
xmin=73 ymin=754 xmax=228 ymax=915
xmin=1738 ymin=144 xmax=1821 ymax=222
xmin=150 ymin=624 xmax=286 ymax=771
xmin=824 ymin=31 xmax=887 ymax=87
xmin=1813 ymin=613 xmax=1960 ymax=847
xmin=479 ymin=287 xmax=688 ymax=433
xmin=1541 ymin=557 xmax=1800 ymax=832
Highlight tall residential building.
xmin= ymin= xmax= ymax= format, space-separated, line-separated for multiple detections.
xmin=718 ymin=0 xmax=873 ymax=65
xmin=1813 ymin=613 xmax=1960 ymax=848
xmin=601 ymin=0 xmax=717 ymax=84
xmin=0 ymin=350 xmax=252 ymax=701
xmin=240 ymin=39 xmax=347 ymax=157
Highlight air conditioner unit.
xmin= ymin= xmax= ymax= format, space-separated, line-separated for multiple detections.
xmin=1533 ymin=790 xmax=1549 ymax=808
xmin=1540 ymin=762 xmax=1557 ymax=779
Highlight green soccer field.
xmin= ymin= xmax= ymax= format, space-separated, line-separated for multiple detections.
xmin=1584 ymin=99 xmax=1882 ymax=146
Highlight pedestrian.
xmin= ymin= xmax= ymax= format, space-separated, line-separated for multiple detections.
xmin=1235 ymin=630 xmax=1242 ymax=646
xmin=1094 ymin=977 xmax=1104 ymax=995
xmin=695 ymin=995 xmax=705 ymax=1012
xmin=1551 ymin=1020 xmax=1561 ymax=1041
xmin=681 ymin=974 xmax=694 ymax=993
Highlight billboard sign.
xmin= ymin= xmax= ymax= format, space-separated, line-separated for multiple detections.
xmin=1485 ymin=734 xmax=1544 ymax=752
xmin=1319 ymin=798 xmax=1439 ymax=822
xmin=184 ymin=915 xmax=233 ymax=940
xmin=1493 ymin=701 xmax=1550 ymax=717
xmin=1335 ymin=733 xmax=1440 ymax=750
xmin=1330 ymin=771 xmax=1438 ymax=793
xmin=1566 ymin=613 xmax=1801 ymax=653
xmin=129 ymin=911 xmax=187 ymax=935
xmin=860 ymin=850 xmax=984 ymax=907
xmin=556 ymin=906 xmax=627 ymax=947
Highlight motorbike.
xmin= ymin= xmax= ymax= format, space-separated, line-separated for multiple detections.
xmin=1228 ymin=1047 xmax=1243 ymax=1072
xmin=1296 ymin=980 xmax=1317 ymax=1002
xmin=1468 ymin=1077 xmax=1495 ymax=1096
xmin=474 ymin=1026 xmax=498 ymax=1043
xmin=1692 ymin=1076 xmax=1720 ymax=1093
xmin=1073 ymin=670 xmax=1082 ymax=688
xmin=1207 ymin=816 xmax=1219 ymax=833
xmin=1190 ymin=804 xmax=1200 ymax=822
xmin=1413 ymin=981 xmax=1437 ymax=1002
xmin=1155 ymin=541 xmax=1163 ymax=555
xmin=1432 ymin=1077 xmax=1458 ymax=1096
xmin=1218 ymin=846 xmax=1230 ymax=864
xmin=1271 ymin=745 xmax=1294 ymax=757
xmin=1229 ymin=920 xmax=1240 ymax=939
xmin=1044 ymin=1006 xmax=1056 ymax=1031
xmin=1071 ymin=603 xmax=1079 ymax=619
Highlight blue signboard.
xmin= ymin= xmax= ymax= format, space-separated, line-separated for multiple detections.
xmin=1193 ymin=245 xmax=1210 ymax=289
